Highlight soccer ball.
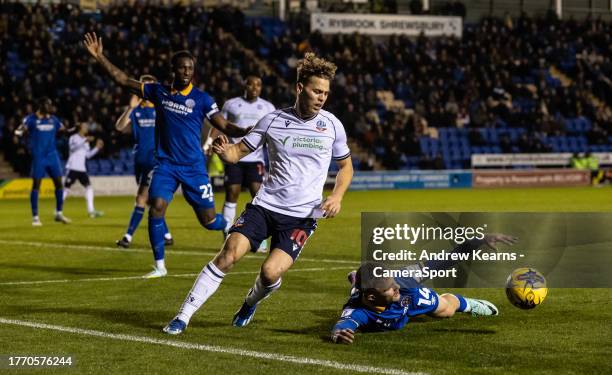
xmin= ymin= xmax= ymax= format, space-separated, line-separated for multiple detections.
xmin=505 ymin=267 xmax=547 ymax=309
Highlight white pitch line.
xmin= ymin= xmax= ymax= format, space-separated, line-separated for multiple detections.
xmin=0 ymin=239 xmax=360 ymax=265
xmin=0 ymin=318 xmax=426 ymax=375
xmin=0 ymin=266 xmax=353 ymax=286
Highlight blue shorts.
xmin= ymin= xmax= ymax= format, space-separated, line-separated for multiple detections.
xmin=229 ymin=203 xmax=317 ymax=261
xmin=135 ymin=161 xmax=156 ymax=186
xmin=224 ymin=162 xmax=265 ymax=186
xmin=149 ymin=160 xmax=215 ymax=209
xmin=31 ymin=154 xmax=62 ymax=179
xmin=401 ymin=287 xmax=440 ymax=317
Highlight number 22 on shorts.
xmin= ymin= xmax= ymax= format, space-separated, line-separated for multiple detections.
xmin=199 ymin=183 xmax=213 ymax=201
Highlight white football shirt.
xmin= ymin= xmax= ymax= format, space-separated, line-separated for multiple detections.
xmin=242 ymin=107 xmax=351 ymax=218
xmin=222 ymin=96 xmax=275 ymax=163
xmin=65 ymin=134 xmax=99 ymax=172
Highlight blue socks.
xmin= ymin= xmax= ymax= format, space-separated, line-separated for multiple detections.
xmin=149 ymin=216 xmax=166 ymax=261
xmin=55 ymin=189 xmax=64 ymax=212
xmin=30 ymin=190 xmax=39 ymax=217
xmin=454 ymin=294 xmax=469 ymax=312
xmin=163 ymin=220 xmax=170 ymax=237
xmin=204 ymin=213 xmax=227 ymax=231
xmin=127 ymin=207 xmax=145 ymax=236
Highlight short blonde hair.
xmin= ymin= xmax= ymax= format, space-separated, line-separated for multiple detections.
xmin=296 ymin=52 xmax=337 ymax=84
xmin=139 ymin=74 xmax=157 ymax=83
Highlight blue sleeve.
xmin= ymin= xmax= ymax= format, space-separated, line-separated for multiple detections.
xmin=332 ymin=307 xmax=369 ymax=332
xmin=23 ymin=115 xmax=34 ymax=131
xmin=201 ymin=92 xmax=220 ymax=120
xmin=129 ymin=111 xmax=137 ymax=126
xmin=53 ymin=116 xmax=63 ymax=131
xmin=142 ymin=83 xmax=158 ymax=103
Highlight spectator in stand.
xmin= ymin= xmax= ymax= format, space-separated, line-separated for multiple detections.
xmin=1 ymin=3 xmax=610 ymax=173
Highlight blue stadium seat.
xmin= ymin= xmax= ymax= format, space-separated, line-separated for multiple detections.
xmin=99 ymin=159 xmax=112 ymax=174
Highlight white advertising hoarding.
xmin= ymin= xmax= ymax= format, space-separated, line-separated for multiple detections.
xmin=311 ymin=12 xmax=462 ymax=37
xmin=472 ymin=153 xmax=612 ymax=167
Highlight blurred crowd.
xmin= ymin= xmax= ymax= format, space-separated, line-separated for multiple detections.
xmin=242 ymin=11 xmax=611 ymax=169
xmin=1 ymin=2 xmax=611 ymax=174
xmin=0 ymin=3 xmax=288 ymax=175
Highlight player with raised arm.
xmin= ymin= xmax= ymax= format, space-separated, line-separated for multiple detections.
xmin=63 ymin=122 xmax=104 ymax=217
xmin=331 ymin=234 xmax=518 ymax=344
xmin=115 ymin=75 xmax=173 ymax=249
xmin=204 ymin=75 xmax=275 ymax=251
xmin=83 ymin=32 xmax=249 ymax=278
xmin=14 ymin=97 xmax=72 ymax=226
xmin=163 ymin=53 xmax=354 ymax=335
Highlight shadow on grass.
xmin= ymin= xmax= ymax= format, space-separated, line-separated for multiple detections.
xmin=267 ymin=308 xmax=339 ymax=342
xmin=431 ymin=328 xmax=497 ymax=334
xmin=3 ymin=304 xmax=227 ymax=331
xmin=0 ymin=263 xmax=128 ymax=275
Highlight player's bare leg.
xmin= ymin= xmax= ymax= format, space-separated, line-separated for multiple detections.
xmin=232 ymin=249 xmax=293 ymax=327
xmin=434 ymin=293 xmax=498 ymax=317
xmin=194 ymin=205 xmax=227 ymax=234
xmin=164 ymin=232 xmax=252 ymax=334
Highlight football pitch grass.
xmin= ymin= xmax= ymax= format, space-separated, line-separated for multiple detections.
xmin=0 ymin=187 xmax=610 ymax=374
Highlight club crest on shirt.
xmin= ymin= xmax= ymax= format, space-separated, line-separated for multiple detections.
xmin=315 ymin=120 xmax=327 ymax=132
xmin=400 ymin=296 xmax=411 ymax=307
xmin=185 ymin=99 xmax=196 ymax=108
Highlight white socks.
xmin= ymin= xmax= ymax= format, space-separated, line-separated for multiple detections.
xmin=155 ymin=259 xmax=166 ymax=270
xmin=85 ymin=186 xmax=94 ymax=213
xmin=222 ymin=202 xmax=237 ymax=231
xmin=177 ymin=262 xmax=225 ymax=324
xmin=245 ymin=275 xmax=282 ymax=307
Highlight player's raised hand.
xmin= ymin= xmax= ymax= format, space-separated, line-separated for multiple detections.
xmin=212 ymin=134 xmax=229 ymax=155
xmin=320 ymin=194 xmax=342 ymax=218
xmin=129 ymin=95 xmax=142 ymax=108
xmin=95 ymin=139 xmax=104 ymax=149
xmin=83 ymin=32 xmax=103 ymax=59
xmin=331 ymin=329 xmax=355 ymax=344
xmin=484 ymin=233 xmax=518 ymax=251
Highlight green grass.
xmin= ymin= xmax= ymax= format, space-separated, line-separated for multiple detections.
xmin=0 ymin=187 xmax=610 ymax=374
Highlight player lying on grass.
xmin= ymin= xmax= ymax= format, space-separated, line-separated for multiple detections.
xmin=332 ymin=233 xmax=517 ymax=344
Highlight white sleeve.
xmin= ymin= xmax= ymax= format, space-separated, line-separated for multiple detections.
xmin=86 ymin=143 xmax=99 ymax=159
xmin=241 ymin=112 xmax=277 ymax=151
xmin=332 ymin=118 xmax=351 ymax=160
xmin=221 ymin=100 xmax=231 ymax=120
xmin=69 ymin=135 xmax=86 ymax=153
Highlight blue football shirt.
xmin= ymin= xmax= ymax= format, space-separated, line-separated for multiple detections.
xmin=141 ymin=83 xmax=219 ymax=165
xmin=333 ymin=285 xmax=439 ymax=332
xmin=23 ymin=114 xmax=62 ymax=158
xmin=130 ymin=104 xmax=156 ymax=167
